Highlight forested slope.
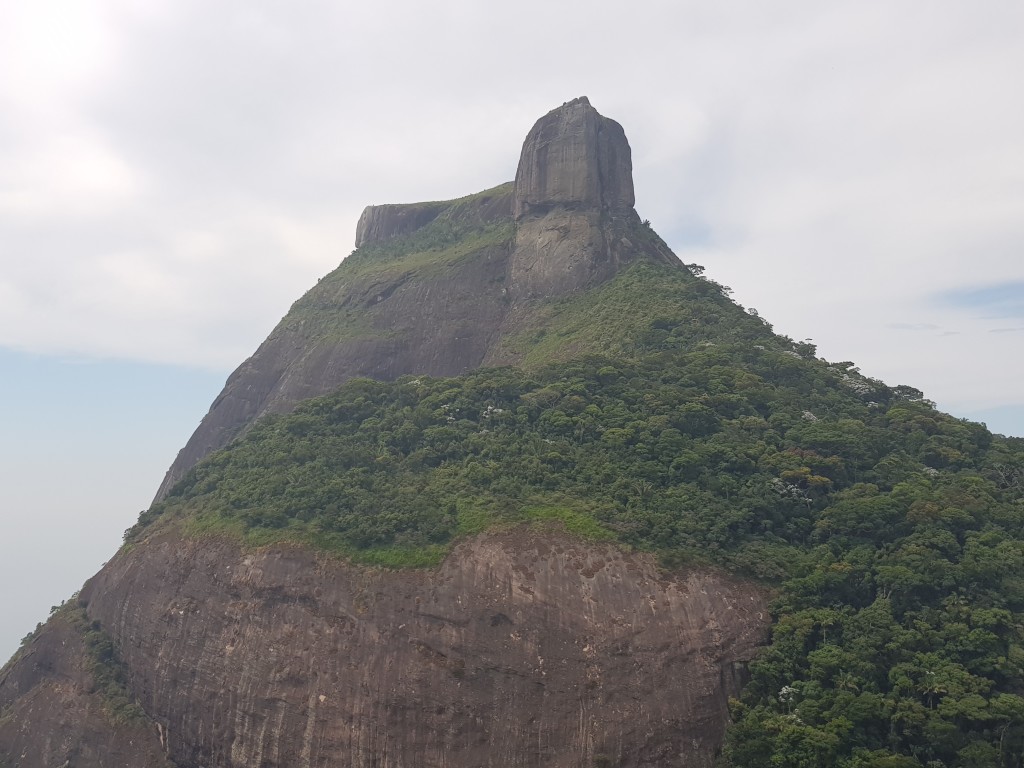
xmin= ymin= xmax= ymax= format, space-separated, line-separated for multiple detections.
xmin=130 ymin=260 xmax=1024 ymax=767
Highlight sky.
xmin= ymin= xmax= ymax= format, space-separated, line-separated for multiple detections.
xmin=1 ymin=0 xmax=1022 ymax=662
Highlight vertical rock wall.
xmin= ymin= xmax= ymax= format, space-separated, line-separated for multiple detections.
xmin=78 ymin=530 xmax=768 ymax=767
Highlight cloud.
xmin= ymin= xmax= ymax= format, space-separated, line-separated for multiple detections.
xmin=4 ymin=0 xmax=1024 ymax=665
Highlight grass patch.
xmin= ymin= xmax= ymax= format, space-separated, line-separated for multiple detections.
xmin=182 ymin=509 xmax=448 ymax=568
xmin=351 ymin=544 xmax=447 ymax=568
xmin=336 ymin=183 xmax=514 ymax=280
xmin=502 ymin=261 xmax=774 ymax=368
xmin=517 ymin=505 xmax=616 ymax=541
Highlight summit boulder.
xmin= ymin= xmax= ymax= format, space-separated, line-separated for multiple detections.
xmin=513 ymin=96 xmax=635 ymax=217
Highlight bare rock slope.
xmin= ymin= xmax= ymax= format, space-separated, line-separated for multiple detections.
xmin=2 ymin=528 xmax=768 ymax=768
xmin=0 ymin=612 xmax=172 ymax=768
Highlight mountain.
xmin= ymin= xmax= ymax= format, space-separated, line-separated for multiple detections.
xmin=3 ymin=99 xmax=1024 ymax=768
xmin=152 ymin=96 xmax=678 ymax=501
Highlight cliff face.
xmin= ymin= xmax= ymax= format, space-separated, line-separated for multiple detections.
xmin=72 ymin=529 xmax=767 ymax=768
xmin=153 ymin=183 xmax=517 ymax=500
xmin=154 ymin=98 xmax=679 ymax=501
xmin=513 ymin=96 xmax=634 ymax=218
xmin=353 ymin=201 xmax=448 ymax=248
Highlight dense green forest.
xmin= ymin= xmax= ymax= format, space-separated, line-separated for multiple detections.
xmin=128 ymin=261 xmax=1024 ymax=768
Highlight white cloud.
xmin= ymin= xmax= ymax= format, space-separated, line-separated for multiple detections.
xmin=0 ymin=130 xmax=142 ymax=217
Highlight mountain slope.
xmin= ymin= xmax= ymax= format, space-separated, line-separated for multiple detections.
xmin=154 ymin=97 xmax=678 ymax=500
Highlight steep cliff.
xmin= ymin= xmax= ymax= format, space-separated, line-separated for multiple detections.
xmin=0 ymin=610 xmax=172 ymax=768
xmin=0 ymin=98 xmax=781 ymax=768
xmin=510 ymin=96 xmax=648 ymax=299
xmin=72 ymin=529 xmax=767 ymax=768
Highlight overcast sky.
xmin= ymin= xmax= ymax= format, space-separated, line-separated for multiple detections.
xmin=2 ymin=0 xmax=1022 ymax=661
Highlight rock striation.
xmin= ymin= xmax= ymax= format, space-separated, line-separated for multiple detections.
xmin=0 ymin=613 xmax=172 ymax=768
xmin=76 ymin=530 xmax=764 ymax=767
xmin=3 ymin=530 xmax=768 ymax=767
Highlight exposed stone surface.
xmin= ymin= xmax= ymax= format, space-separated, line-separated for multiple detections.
xmin=0 ymin=615 xmax=172 ymax=768
xmin=154 ymin=101 xmax=681 ymax=501
xmin=0 ymin=101 xmax=769 ymax=768
xmin=508 ymin=98 xmax=673 ymax=299
xmin=354 ymin=201 xmax=447 ymax=247
xmin=513 ymin=96 xmax=635 ymax=218
xmin=63 ymin=529 xmax=767 ymax=768
xmin=355 ymin=186 xmax=517 ymax=249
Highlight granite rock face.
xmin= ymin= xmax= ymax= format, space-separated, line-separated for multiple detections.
xmin=153 ymin=185 xmax=517 ymax=500
xmin=154 ymin=99 xmax=680 ymax=501
xmin=0 ymin=101 xmax=772 ymax=768
xmin=0 ymin=614 xmax=172 ymax=768
xmin=513 ymin=96 xmax=635 ymax=218
xmin=354 ymin=201 xmax=447 ymax=248
xmin=66 ymin=529 xmax=767 ymax=768
xmin=508 ymin=98 xmax=671 ymax=299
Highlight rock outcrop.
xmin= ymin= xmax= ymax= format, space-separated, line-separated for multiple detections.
xmin=0 ymin=100 xmax=771 ymax=768
xmin=154 ymin=99 xmax=680 ymax=501
xmin=354 ymin=201 xmax=447 ymax=248
xmin=513 ymin=96 xmax=634 ymax=218
xmin=508 ymin=97 xmax=670 ymax=299
xmin=153 ymin=185 xmax=517 ymax=500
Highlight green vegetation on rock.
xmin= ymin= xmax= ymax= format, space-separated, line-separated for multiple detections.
xmin=502 ymin=258 xmax=771 ymax=367
xmin=264 ymin=183 xmax=516 ymax=354
xmin=65 ymin=607 xmax=147 ymax=725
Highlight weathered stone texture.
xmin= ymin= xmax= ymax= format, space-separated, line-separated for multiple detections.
xmin=354 ymin=202 xmax=447 ymax=247
xmin=0 ymin=616 xmax=172 ymax=768
xmin=513 ymin=96 xmax=635 ymax=217
xmin=73 ymin=529 xmax=767 ymax=768
xmin=154 ymin=101 xmax=678 ymax=501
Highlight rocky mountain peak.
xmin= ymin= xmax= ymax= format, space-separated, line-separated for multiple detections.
xmin=150 ymin=99 xmax=677 ymax=501
xmin=513 ymin=96 xmax=635 ymax=219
